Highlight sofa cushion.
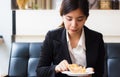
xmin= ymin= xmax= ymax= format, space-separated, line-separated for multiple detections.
xmin=107 ymin=43 xmax=120 ymax=77
xmin=8 ymin=42 xmax=42 ymax=77
xmin=28 ymin=43 xmax=42 ymax=76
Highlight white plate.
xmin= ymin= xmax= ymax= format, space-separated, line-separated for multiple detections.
xmin=62 ymin=71 xmax=94 ymax=76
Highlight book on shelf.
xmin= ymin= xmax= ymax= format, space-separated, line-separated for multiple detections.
xmin=99 ymin=0 xmax=111 ymax=10
xmin=111 ymin=0 xmax=119 ymax=9
xmin=27 ymin=0 xmax=38 ymax=9
xmin=46 ymin=0 xmax=52 ymax=9
xmin=41 ymin=0 xmax=46 ymax=9
xmin=37 ymin=0 xmax=52 ymax=9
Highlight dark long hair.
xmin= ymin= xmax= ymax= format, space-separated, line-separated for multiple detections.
xmin=59 ymin=0 xmax=89 ymax=27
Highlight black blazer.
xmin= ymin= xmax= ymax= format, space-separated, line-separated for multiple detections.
xmin=36 ymin=26 xmax=105 ymax=77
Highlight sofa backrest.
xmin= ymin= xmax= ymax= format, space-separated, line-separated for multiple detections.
xmin=8 ymin=42 xmax=120 ymax=77
xmin=106 ymin=43 xmax=120 ymax=77
xmin=8 ymin=42 xmax=43 ymax=77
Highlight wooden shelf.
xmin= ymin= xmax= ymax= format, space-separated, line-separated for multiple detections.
xmin=11 ymin=0 xmax=120 ymax=10
xmin=11 ymin=0 xmax=53 ymax=10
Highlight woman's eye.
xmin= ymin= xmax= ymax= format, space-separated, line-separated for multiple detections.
xmin=78 ymin=18 xmax=83 ymax=21
xmin=78 ymin=16 xmax=86 ymax=21
xmin=66 ymin=18 xmax=72 ymax=21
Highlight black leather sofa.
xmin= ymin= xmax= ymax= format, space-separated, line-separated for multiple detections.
xmin=8 ymin=43 xmax=43 ymax=77
xmin=7 ymin=42 xmax=120 ymax=77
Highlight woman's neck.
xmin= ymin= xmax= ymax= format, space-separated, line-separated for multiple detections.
xmin=69 ymin=32 xmax=82 ymax=48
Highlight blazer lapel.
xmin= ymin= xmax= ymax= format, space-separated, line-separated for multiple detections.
xmin=61 ymin=28 xmax=72 ymax=64
xmin=52 ymin=28 xmax=72 ymax=64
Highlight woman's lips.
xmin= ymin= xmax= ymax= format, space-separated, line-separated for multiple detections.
xmin=71 ymin=29 xmax=77 ymax=32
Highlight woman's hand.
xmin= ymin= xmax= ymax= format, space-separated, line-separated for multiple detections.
xmin=55 ymin=59 xmax=69 ymax=73
xmin=55 ymin=61 xmax=92 ymax=77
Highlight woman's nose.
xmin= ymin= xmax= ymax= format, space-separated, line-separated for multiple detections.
xmin=71 ymin=20 xmax=77 ymax=27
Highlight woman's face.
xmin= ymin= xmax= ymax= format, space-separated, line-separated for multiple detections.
xmin=62 ymin=8 xmax=87 ymax=36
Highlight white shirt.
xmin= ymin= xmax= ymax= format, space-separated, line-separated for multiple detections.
xmin=66 ymin=28 xmax=87 ymax=67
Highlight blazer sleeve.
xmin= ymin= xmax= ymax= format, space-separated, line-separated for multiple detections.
xmin=36 ymin=31 xmax=56 ymax=77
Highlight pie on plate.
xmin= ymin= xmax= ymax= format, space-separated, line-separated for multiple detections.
xmin=62 ymin=64 xmax=94 ymax=76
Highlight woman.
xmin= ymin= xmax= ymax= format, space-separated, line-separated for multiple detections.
xmin=36 ymin=0 xmax=105 ymax=77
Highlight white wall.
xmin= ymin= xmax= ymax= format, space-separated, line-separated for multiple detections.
xmin=16 ymin=10 xmax=61 ymax=35
xmin=86 ymin=10 xmax=120 ymax=36
xmin=0 ymin=0 xmax=12 ymax=76
xmin=15 ymin=10 xmax=120 ymax=42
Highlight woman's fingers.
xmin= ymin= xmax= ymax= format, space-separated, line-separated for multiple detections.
xmin=55 ymin=59 xmax=69 ymax=73
xmin=60 ymin=60 xmax=69 ymax=70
